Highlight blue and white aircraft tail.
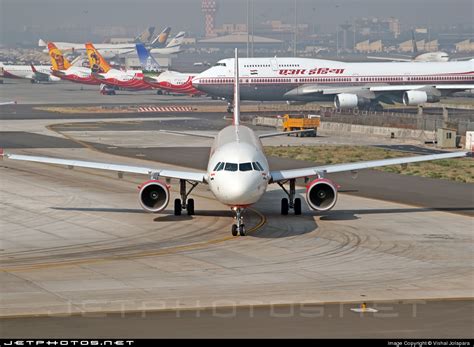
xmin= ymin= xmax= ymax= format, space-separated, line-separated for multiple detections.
xmin=136 ymin=43 xmax=162 ymax=73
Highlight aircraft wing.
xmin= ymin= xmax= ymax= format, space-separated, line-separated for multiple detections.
xmin=285 ymin=83 xmax=473 ymax=98
xmin=2 ymin=152 xmax=206 ymax=182
xmin=269 ymin=151 xmax=468 ymax=182
xmin=30 ymin=64 xmax=51 ymax=81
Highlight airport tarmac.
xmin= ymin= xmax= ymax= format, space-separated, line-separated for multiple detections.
xmin=0 ymin=102 xmax=473 ymax=337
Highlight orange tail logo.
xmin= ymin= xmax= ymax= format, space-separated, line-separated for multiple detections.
xmin=85 ymin=43 xmax=111 ymax=73
xmin=47 ymin=42 xmax=71 ymax=71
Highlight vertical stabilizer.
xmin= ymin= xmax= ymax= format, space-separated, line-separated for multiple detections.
xmin=136 ymin=43 xmax=162 ymax=72
xmin=411 ymin=30 xmax=418 ymax=55
xmin=134 ymin=26 xmax=156 ymax=43
xmin=85 ymin=43 xmax=111 ymax=73
xmin=233 ymin=48 xmax=240 ymax=127
xmin=151 ymin=27 xmax=171 ymax=48
xmin=47 ymin=42 xmax=71 ymax=71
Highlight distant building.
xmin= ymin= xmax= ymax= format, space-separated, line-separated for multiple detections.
xmin=355 ymin=40 xmax=383 ymax=53
xmin=387 ymin=17 xmax=401 ymax=38
xmin=455 ymin=39 xmax=474 ymax=52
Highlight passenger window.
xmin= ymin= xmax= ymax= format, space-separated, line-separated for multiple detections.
xmin=239 ymin=162 xmax=252 ymax=171
xmin=224 ymin=163 xmax=238 ymax=172
xmin=213 ymin=162 xmax=221 ymax=171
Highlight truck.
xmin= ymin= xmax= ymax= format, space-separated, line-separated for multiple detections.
xmin=280 ymin=114 xmax=320 ymax=137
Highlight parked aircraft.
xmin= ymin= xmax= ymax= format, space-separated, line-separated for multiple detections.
xmin=135 ymin=43 xmax=202 ymax=95
xmin=1 ymin=49 xmax=468 ymax=235
xmin=0 ymin=62 xmax=59 ymax=83
xmin=85 ymin=43 xmax=150 ymax=90
xmin=47 ymin=42 xmax=100 ymax=85
xmin=192 ymin=56 xmax=474 ymax=111
xmin=39 ymin=28 xmax=184 ymax=58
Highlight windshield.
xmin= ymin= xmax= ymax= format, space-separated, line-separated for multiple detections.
xmin=224 ymin=163 xmax=238 ymax=171
xmin=239 ymin=162 xmax=252 ymax=171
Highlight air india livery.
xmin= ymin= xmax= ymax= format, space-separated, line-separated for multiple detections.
xmin=2 ymin=49 xmax=468 ymax=236
xmin=0 ymin=62 xmax=59 ymax=83
xmin=85 ymin=43 xmax=151 ymax=91
xmin=192 ymin=57 xmax=474 ymax=110
xmin=135 ymin=43 xmax=202 ymax=95
xmin=48 ymin=43 xmax=100 ymax=85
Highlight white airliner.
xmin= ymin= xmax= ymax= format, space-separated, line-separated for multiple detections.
xmin=1 ymin=50 xmax=468 ymax=236
xmin=0 ymin=62 xmax=60 ymax=83
xmin=192 ymin=56 xmax=474 ymax=110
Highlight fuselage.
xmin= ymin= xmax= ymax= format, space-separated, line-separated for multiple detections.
xmin=95 ymin=69 xmax=151 ymax=90
xmin=207 ymin=125 xmax=269 ymax=207
xmin=192 ymin=57 xmax=474 ymax=101
xmin=144 ymin=71 xmax=202 ymax=95
xmin=52 ymin=66 xmax=100 ymax=85
xmin=1 ymin=64 xmax=52 ymax=80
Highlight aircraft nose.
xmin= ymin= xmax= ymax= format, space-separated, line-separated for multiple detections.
xmin=222 ymin=174 xmax=264 ymax=205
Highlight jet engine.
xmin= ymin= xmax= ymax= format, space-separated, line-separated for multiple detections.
xmin=402 ymin=90 xmax=440 ymax=106
xmin=306 ymin=178 xmax=338 ymax=211
xmin=334 ymin=93 xmax=370 ymax=109
xmin=138 ymin=180 xmax=170 ymax=212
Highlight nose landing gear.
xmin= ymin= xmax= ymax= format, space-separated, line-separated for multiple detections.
xmin=231 ymin=207 xmax=246 ymax=236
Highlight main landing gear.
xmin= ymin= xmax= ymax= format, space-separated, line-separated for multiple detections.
xmin=174 ymin=179 xmax=198 ymax=216
xmin=231 ymin=207 xmax=246 ymax=236
xmin=277 ymin=179 xmax=302 ymax=215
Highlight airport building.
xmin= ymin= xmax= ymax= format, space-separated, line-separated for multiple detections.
xmin=354 ymin=40 xmax=383 ymax=53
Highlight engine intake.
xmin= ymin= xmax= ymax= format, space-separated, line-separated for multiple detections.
xmin=306 ymin=178 xmax=338 ymax=211
xmin=334 ymin=93 xmax=370 ymax=109
xmin=403 ymin=90 xmax=440 ymax=106
xmin=138 ymin=180 xmax=169 ymax=213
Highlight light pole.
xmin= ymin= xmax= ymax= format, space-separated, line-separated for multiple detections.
xmin=294 ymin=0 xmax=297 ymax=57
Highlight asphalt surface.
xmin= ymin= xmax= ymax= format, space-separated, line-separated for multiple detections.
xmin=1 ymin=300 xmax=472 ymax=338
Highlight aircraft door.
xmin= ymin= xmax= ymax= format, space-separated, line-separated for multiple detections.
xmin=270 ymin=58 xmax=279 ymax=71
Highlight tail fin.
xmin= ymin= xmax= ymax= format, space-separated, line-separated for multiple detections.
xmin=411 ymin=30 xmax=418 ymax=55
xmin=134 ymin=26 xmax=156 ymax=43
xmin=38 ymin=39 xmax=46 ymax=47
xmin=151 ymin=27 xmax=171 ymax=48
xmin=233 ymin=48 xmax=240 ymax=126
xmin=135 ymin=43 xmax=162 ymax=72
xmin=85 ymin=42 xmax=111 ymax=73
xmin=165 ymin=31 xmax=185 ymax=48
xmin=47 ymin=42 xmax=71 ymax=70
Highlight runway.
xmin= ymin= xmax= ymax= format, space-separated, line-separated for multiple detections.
xmin=0 ymin=102 xmax=473 ymax=337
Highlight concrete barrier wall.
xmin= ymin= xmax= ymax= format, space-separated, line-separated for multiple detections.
xmin=319 ymin=122 xmax=436 ymax=141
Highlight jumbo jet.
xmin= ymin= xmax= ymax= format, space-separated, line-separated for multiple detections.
xmin=192 ymin=56 xmax=474 ymax=111
xmin=85 ymin=43 xmax=151 ymax=91
xmin=0 ymin=62 xmax=60 ymax=83
xmin=135 ymin=43 xmax=202 ymax=95
xmin=1 ymin=49 xmax=468 ymax=236
xmin=47 ymin=43 xmax=100 ymax=85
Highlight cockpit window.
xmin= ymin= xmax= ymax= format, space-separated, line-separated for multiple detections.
xmin=213 ymin=162 xmax=221 ymax=171
xmin=239 ymin=162 xmax=252 ymax=171
xmin=216 ymin=162 xmax=225 ymax=171
xmin=252 ymin=162 xmax=264 ymax=171
xmin=214 ymin=62 xmax=226 ymax=67
xmin=224 ymin=163 xmax=238 ymax=171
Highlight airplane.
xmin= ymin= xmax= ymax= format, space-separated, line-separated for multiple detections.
xmin=38 ymin=28 xmax=184 ymax=58
xmin=192 ymin=56 xmax=474 ymax=111
xmin=368 ymin=31 xmax=450 ymax=63
xmin=1 ymin=49 xmax=468 ymax=236
xmin=0 ymin=62 xmax=60 ymax=83
xmin=85 ymin=43 xmax=151 ymax=91
xmin=47 ymin=42 xmax=101 ymax=85
xmin=135 ymin=43 xmax=203 ymax=95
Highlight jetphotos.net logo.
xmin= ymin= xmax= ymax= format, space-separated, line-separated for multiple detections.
xmin=279 ymin=67 xmax=345 ymax=75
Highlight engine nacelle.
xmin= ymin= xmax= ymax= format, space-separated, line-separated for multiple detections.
xmin=306 ymin=178 xmax=338 ymax=211
xmin=138 ymin=180 xmax=170 ymax=213
xmin=402 ymin=90 xmax=440 ymax=106
xmin=334 ymin=93 xmax=370 ymax=109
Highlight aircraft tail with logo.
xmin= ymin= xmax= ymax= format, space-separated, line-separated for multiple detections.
xmin=150 ymin=27 xmax=171 ymax=48
xmin=165 ymin=31 xmax=185 ymax=49
xmin=134 ymin=26 xmax=156 ymax=43
xmin=47 ymin=42 xmax=71 ymax=71
xmin=85 ymin=42 xmax=111 ymax=74
xmin=136 ymin=43 xmax=162 ymax=73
